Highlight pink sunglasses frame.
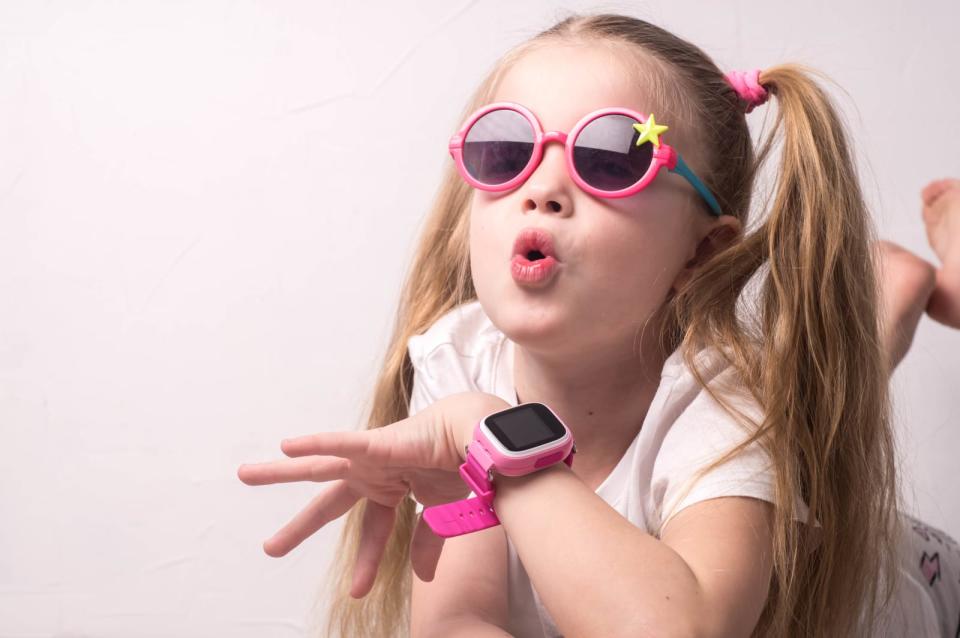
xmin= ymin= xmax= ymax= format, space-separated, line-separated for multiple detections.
xmin=447 ymin=101 xmax=723 ymax=216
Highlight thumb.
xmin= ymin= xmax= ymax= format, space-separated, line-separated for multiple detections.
xmin=409 ymin=512 xmax=445 ymax=582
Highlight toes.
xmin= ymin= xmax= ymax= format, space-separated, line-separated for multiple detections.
xmin=922 ymin=178 xmax=960 ymax=207
xmin=921 ymin=179 xmax=949 ymax=206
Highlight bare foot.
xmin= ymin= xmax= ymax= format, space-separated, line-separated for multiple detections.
xmin=921 ymin=178 xmax=960 ymax=261
xmin=921 ymin=178 xmax=960 ymax=328
xmin=874 ymin=240 xmax=936 ymax=373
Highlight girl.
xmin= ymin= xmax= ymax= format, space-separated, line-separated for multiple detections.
xmin=237 ymin=13 xmax=960 ymax=638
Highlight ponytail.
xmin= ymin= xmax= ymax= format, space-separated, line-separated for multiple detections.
xmin=671 ymin=63 xmax=902 ymax=636
xmin=757 ymin=64 xmax=900 ymax=636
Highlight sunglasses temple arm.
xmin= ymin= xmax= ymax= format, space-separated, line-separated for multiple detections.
xmin=670 ymin=155 xmax=724 ymax=217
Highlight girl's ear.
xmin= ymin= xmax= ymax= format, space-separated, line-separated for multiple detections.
xmin=670 ymin=216 xmax=743 ymax=295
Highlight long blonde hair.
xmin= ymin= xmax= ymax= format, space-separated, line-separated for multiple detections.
xmin=315 ymin=12 xmax=901 ymax=637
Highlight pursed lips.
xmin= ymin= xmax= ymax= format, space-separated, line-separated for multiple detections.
xmin=512 ymin=226 xmax=559 ymax=262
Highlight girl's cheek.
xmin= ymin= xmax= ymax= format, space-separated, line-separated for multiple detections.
xmin=469 ymin=218 xmax=500 ymax=281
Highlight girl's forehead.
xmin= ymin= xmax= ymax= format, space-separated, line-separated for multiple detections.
xmin=492 ymin=43 xmax=661 ymax=130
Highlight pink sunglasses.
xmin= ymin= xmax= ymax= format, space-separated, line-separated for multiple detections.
xmin=448 ymin=101 xmax=723 ymax=216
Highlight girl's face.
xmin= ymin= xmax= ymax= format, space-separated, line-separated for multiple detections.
xmin=470 ymin=43 xmax=723 ymax=359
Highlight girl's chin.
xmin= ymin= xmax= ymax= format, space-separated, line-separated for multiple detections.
xmin=488 ymin=304 xmax=570 ymax=344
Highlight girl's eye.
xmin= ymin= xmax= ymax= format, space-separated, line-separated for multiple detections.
xmin=581 ymin=151 xmax=631 ymax=177
xmin=595 ymin=160 xmax=630 ymax=178
xmin=573 ymin=143 xmax=651 ymax=191
xmin=462 ymin=140 xmax=533 ymax=184
xmin=483 ymin=142 xmax=531 ymax=174
xmin=489 ymin=142 xmax=529 ymax=165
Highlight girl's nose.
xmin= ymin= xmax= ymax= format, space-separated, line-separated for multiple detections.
xmin=522 ymin=139 xmax=573 ymax=216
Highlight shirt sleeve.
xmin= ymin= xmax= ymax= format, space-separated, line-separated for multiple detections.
xmin=406 ymin=334 xmax=482 ymax=511
xmin=651 ymin=369 xmax=811 ymax=535
xmin=407 ymin=353 xmax=434 ymax=419
xmin=406 ymin=334 xmax=481 ymax=418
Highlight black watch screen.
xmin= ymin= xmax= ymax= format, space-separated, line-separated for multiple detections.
xmin=485 ymin=402 xmax=566 ymax=452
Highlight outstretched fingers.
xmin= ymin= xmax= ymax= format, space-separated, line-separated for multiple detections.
xmin=281 ymin=430 xmax=371 ymax=459
xmin=262 ymin=480 xmax=359 ymax=557
xmin=237 ymin=455 xmax=351 ymax=486
xmin=409 ymin=512 xmax=445 ymax=583
xmin=349 ymin=500 xmax=398 ymax=599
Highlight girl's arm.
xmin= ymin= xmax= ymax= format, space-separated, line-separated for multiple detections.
xmin=410 ymin=524 xmax=511 ymax=637
xmin=424 ymin=620 xmax=512 ymax=638
xmin=492 ymin=461 xmax=775 ymax=638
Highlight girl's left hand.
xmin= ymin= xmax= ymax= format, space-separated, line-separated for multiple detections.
xmin=236 ymin=391 xmax=509 ymax=598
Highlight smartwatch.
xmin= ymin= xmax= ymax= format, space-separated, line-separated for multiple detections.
xmin=422 ymin=402 xmax=576 ymax=538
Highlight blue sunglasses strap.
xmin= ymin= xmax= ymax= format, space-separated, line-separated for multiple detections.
xmin=670 ymin=155 xmax=723 ymax=217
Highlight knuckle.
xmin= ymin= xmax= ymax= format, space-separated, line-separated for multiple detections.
xmin=308 ymin=463 xmax=326 ymax=482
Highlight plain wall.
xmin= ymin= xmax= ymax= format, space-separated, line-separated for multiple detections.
xmin=1 ymin=1 xmax=958 ymax=635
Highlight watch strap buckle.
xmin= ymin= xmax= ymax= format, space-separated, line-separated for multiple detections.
xmin=460 ymin=441 xmax=495 ymax=501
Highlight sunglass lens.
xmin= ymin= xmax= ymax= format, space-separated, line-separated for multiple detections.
xmin=462 ymin=108 xmax=535 ymax=186
xmin=572 ymin=114 xmax=654 ymax=192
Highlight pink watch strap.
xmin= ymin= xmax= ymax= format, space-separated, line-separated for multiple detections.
xmin=422 ymin=445 xmax=500 ymax=538
xmin=422 ymin=494 xmax=501 ymax=538
xmin=422 ymin=424 xmax=575 ymax=539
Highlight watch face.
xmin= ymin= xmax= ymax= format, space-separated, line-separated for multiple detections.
xmin=484 ymin=403 xmax=566 ymax=452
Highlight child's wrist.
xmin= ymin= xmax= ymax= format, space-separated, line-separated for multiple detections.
xmin=453 ymin=392 xmax=511 ymax=462
xmin=456 ymin=419 xmax=475 ymax=462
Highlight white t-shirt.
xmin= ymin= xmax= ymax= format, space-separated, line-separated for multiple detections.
xmin=406 ymin=300 xmax=950 ymax=638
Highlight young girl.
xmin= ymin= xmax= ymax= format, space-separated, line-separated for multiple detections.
xmin=237 ymin=13 xmax=960 ymax=637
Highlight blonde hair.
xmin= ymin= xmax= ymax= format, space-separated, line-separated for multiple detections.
xmin=315 ymin=12 xmax=901 ymax=637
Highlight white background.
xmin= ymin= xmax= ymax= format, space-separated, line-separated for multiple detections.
xmin=1 ymin=1 xmax=958 ymax=635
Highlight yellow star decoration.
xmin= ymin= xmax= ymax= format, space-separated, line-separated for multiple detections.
xmin=633 ymin=114 xmax=669 ymax=147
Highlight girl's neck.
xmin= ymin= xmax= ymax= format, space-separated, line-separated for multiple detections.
xmin=513 ymin=333 xmax=667 ymax=490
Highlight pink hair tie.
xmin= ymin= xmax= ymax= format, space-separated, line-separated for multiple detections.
xmin=724 ymin=69 xmax=768 ymax=113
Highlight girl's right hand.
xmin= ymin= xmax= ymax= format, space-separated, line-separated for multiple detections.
xmin=236 ymin=390 xmax=510 ymax=597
